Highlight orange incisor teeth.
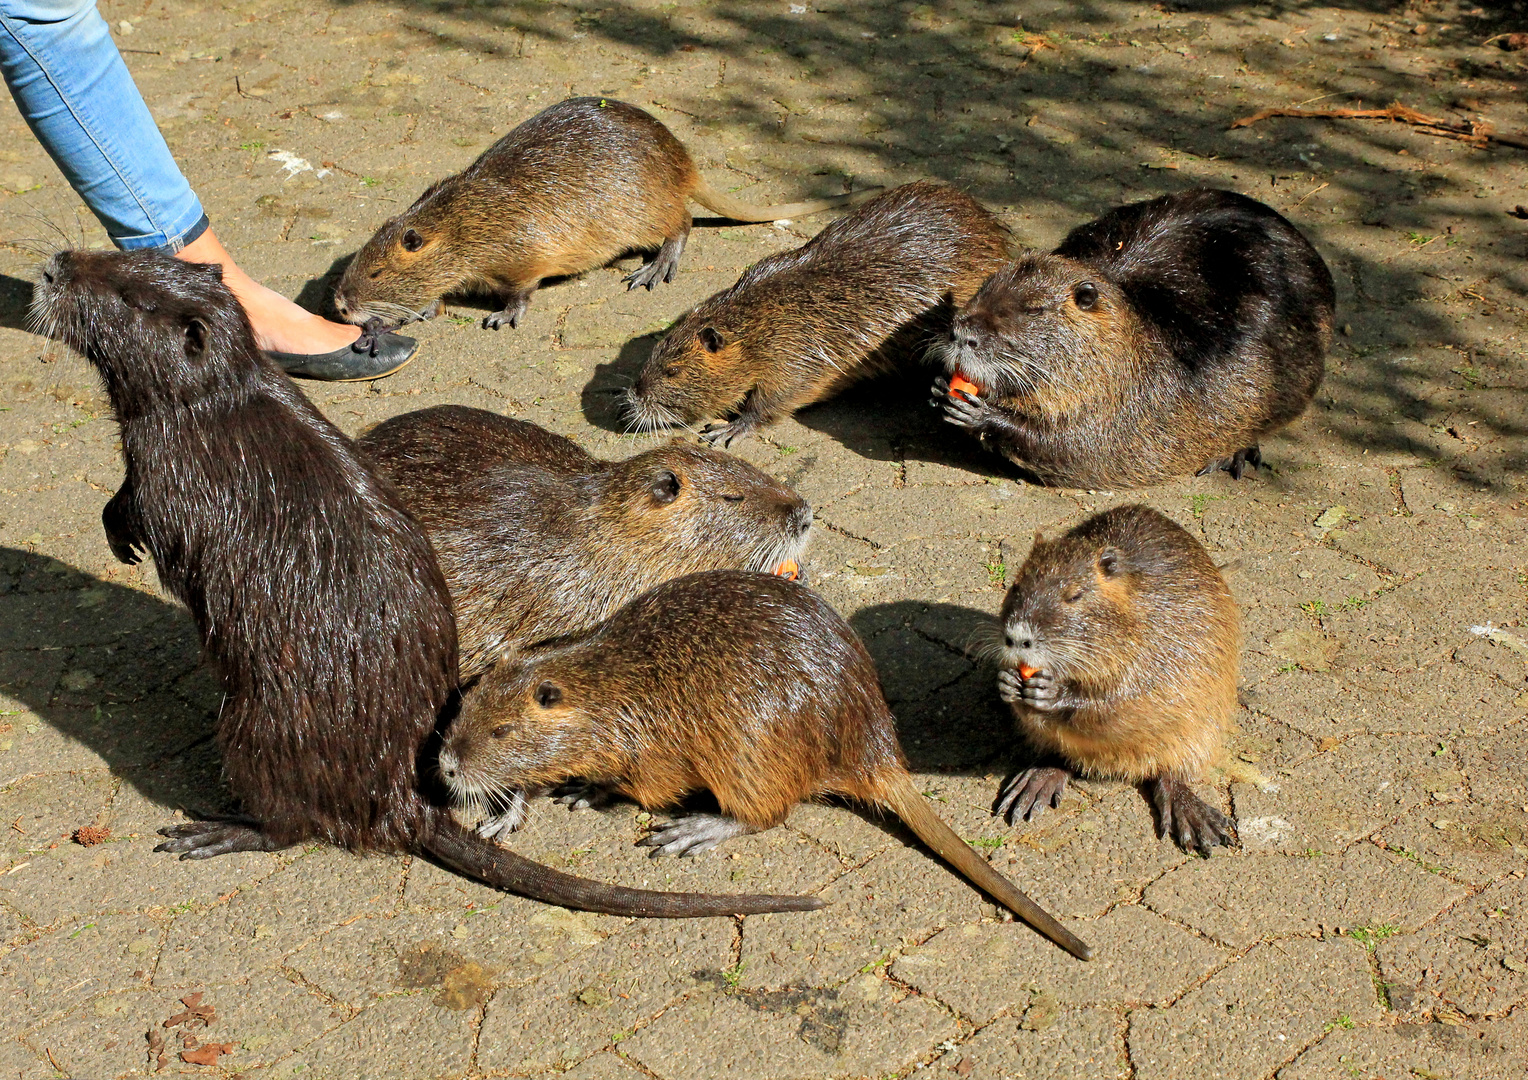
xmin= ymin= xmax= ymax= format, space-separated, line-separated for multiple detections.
xmin=949 ymin=373 xmax=981 ymax=397
xmin=773 ymin=560 xmax=800 ymax=581
xmin=1018 ymin=664 xmax=1040 ymax=680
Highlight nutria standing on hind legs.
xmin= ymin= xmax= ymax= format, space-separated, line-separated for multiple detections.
xmin=29 ymin=248 xmax=821 ymax=919
xmin=933 ymin=188 xmax=1333 ymax=487
xmin=361 ymin=404 xmax=812 ymax=681
xmin=334 ymin=97 xmax=871 ymax=332
xmin=439 ymin=570 xmax=1092 ymax=961
xmin=626 ymin=181 xmax=1013 ymax=446
xmin=993 ymin=505 xmax=1240 ymax=856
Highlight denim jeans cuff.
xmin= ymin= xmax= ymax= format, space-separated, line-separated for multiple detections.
xmin=114 ymin=211 xmax=210 ymax=253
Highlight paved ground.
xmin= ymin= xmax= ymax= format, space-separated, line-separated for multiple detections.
xmin=2 ymin=1 xmax=1527 ymax=1077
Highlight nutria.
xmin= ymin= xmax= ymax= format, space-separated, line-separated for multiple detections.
xmin=438 ymin=570 xmax=1092 ymax=960
xmin=933 ymin=188 xmax=1333 ymax=487
xmin=360 ymin=405 xmax=813 ymax=681
xmin=28 ymin=248 xmax=821 ymax=919
xmin=626 ymin=181 xmax=1013 ymax=446
xmin=333 ymin=97 xmax=870 ymax=332
xmin=993 ymin=505 xmax=1239 ymax=856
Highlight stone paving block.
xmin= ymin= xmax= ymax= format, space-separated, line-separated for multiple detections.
xmin=287 ymin=900 xmax=609 ymax=1007
xmin=0 ymin=912 xmax=161 ymax=1032
xmin=1276 ymin=1014 xmax=1528 ymax=1080
xmin=1454 ymin=719 xmax=1528 ymax=802
xmin=1231 ymin=735 xmax=1461 ymax=855
xmin=478 ymin=917 xmax=734 ymax=1073
xmin=621 ymin=972 xmax=956 ymax=1080
xmin=1377 ymin=875 xmax=1528 ymax=1018
xmin=924 ymin=1008 xmax=1127 ymax=1080
xmin=893 ymin=904 xmax=1221 ymax=1024
xmin=288 ymin=991 xmax=479 ymax=1080
xmin=1130 ymin=939 xmax=1382 ymax=1080
xmin=154 ymin=847 xmax=402 ymax=986
xmin=1142 ymin=844 xmax=1467 ymax=949
xmin=0 ymin=1036 xmax=52 ymax=1080
xmin=1377 ymin=804 xmax=1528 ymax=887
xmin=524 ymin=1051 xmax=653 ymax=1080
xmin=0 ymin=771 xmax=113 ymax=860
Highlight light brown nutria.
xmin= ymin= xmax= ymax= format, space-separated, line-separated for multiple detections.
xmin=360 ymin=405 xmax=812 ymax=681
xmin=439 ymin=570 xmax=1093 ymax=961
xmin=993 ymin=504 xmax=1239 ymax=856
xmin=933 ymin=188 xmax=1334 ymax=487
xmin=30 ymin=248 xmax=821 ymax=918
xmin=333 ymin=97 xmax=870 ymax=332
xmin=626 ymin=181 xmax=1013 ymax=446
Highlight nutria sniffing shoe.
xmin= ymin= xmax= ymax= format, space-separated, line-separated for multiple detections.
xmin=29 ymin=248 xmax=822 ymax=919
xmin=934 ymin=188 xmax=1333 ymax=487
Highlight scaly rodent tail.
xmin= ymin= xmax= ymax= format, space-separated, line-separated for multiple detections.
xmin=877 ymin=774 xmax=1093 ymax=961
xmin=689 ymin=181 xmax=881 ymax=223
xmin=422 ymin=813 xmax=826 ymax=918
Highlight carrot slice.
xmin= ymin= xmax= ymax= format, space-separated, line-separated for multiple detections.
xmin=1018 ymin=664 xmax=1040 ymax=680
xmin=949 ymin=373 xmax=981 ymax=397
xmin=773 ymin=560 xmax=800 ymax=581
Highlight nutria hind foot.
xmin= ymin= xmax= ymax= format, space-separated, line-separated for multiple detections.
xmin=995 ymin=765 xmax=1072 ymax=825
xmin=155 ymin=818 xmax=285 ymax=859
xmin=1197 ymin=445 xmax=1264 ymax=481
xmin=624 ymin=230 xmax=689 ymax=291
xmin=483 ymin=291 xmax=532 ymax=330
xmin=641 ymin=814 xmax=755 ymax=857
xmin=1145 ymin=776 xmax=1237 ymax=856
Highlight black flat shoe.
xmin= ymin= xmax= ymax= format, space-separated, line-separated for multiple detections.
xmin=265 ymin=330 xmax=418 ymax=382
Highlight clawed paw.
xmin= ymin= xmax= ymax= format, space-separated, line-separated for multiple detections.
xmin=994 ymin=766 xmax=1072 ymax=825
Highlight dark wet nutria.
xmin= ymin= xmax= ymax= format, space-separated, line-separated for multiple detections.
xmin=933 ymin=188 xmax=1333 ymax=487
xmin=993 ymin=505 xmax=1239 ymax=856
xmin=333 ymin=97 xmax=870 ymax=332
xmin=439 ymin=570 xmax=1092 ymax=960
xmin=360 ymin=405 xmax=813 ymax=681
xmin=626 ymin=181 xmax=1013 ymax=446
xmin=29 ymin=248 xmax=821 ymax=919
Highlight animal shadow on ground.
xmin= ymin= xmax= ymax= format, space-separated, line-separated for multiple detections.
xmin=581 ymin=331 xmax=662 ymax=432
xmin=0 ymin=273 xmax=34 ymax=332
xmin=0 ymin=546 xmax=231 ymax=818
xmin=292 ymin=252 xmax=353 ymax=320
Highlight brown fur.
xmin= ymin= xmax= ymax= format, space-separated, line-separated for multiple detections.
xmin=995 ymin=505 xmax=1240 ymax=854
xmin=627 ymin=182 xmax=1013 ymax=446
xmin=935 ymin=189 xmax=1333 ymax=487
xmin=441 ymin=571 xmax=1092 ymax=960
xmin=334 ymin=97 xmax=867 ymax=332
xmin=360 ymin=406 xmax=811 ymax=679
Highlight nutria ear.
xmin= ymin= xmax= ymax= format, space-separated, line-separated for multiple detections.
xmin=189 ymin=261 xmax=223 ymax=282
xmin=1073 ymin=282 xmax=1100 ymax=310
xmin=535 ymin=681 xmax=562 ymax=708
xmin=698 ymin=326 xmax=724 ymax=353
xmin=650 ymin=469 xmax=681 ymax=504
xmin=1031 ymin=529 xmax=1045 ymax=548
xmin=401 ymin=228 xmax=424 ymax=252
xmin=1097 ymin=548 xmax=1120 ymax=576
xmin=184 ymin=316 xmax=209 ymax=361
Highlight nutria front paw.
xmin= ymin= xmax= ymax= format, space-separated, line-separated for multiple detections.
xmin=1196 ymin=445 xmax=1264 ymax=481
xmin=155 ymin=818 xmax=282 ymax=859
xmin=699 ymin=417 xmax=756 ymax=448
xmin=1016 ymin=669 xmax=1062 ymax=711
xmin=476 ymin=790 xmax=529 ymax=840
xmin=639 ymin=814 xmax=751 ymax=857
xmin=997 ymin=668 xmax=1023 ymax=704
xmin=483 ymin=294 xmax=530 ymax=330
xmin=1147 ymin=777 xmax=1238 ymax=857
xmin=552 ymin=780 xmax=615 ymax=812
xmin=932 ymin=376 xmax=997 ymax=433
xmin=994 ymin=766 xmax=1072 ymax=824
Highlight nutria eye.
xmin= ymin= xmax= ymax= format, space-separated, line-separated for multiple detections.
xmin=698 ymin=326 xmax=724 ymax=353
xmin=662 ymin=365 xmax=681 ymax=379
xmin=1065 ymin=589 xmax=1084 ymax=604
xmin=721 ymin=493 xmax=744 ymax=503
xmin=650 ymin=470 xmax=681 ymax=504
xmin=368 ymin=268 xmax=382 ymax=279
xmin=491 ymin=723 xmax=513 ymax=739
xmin=1073 ymin=282 xmax=1099 ymax=310
xmin=401 ymin=229 xmax=424 ymax=252
xmin=535 ymin=681 xmax=562 ymax=708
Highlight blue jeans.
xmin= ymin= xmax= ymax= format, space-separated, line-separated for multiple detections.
xmin=0 ymin=0 xmax=206 ymax=249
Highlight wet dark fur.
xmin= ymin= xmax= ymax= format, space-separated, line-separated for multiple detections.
xmin=935 ymin=188 xmax=1334 ymax=487
xmin=361 ymin=405 xmax=812 ymax=680
xmin=994 ymin=505 xmax=1240 ymax=855
xmin=334 ymin=97 xmax=861 ymax=332
xmin=28 ymin=250 xmax=821 ymax=918
xmin=628 ymin=181 xmax=1013 ymax=446
xmin=440 ymin=571 xmax=1092 ymax=960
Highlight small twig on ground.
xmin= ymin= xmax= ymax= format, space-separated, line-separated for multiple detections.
xmin=1231 ymin=101 xmax=1528 ymax=152
xmin=1295 ymin=182 xmax=1330 ymax=206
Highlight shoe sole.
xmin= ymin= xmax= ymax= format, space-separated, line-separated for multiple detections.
xmin=283 ymin=342 xmax=421 ymax=383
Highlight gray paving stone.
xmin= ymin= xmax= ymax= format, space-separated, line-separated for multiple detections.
xmin=1377 ymin=805 xmax=1528 ymax=887
xmin=288 ymin=991 xmax=479 ymax=1080
xmin=1142 ymin=844 xmax=1467 ymax=949
xmin=1276 ymin=1014 xmax=1528 ymax=1080
xmin=0 ymin=912 xmax=161 ymax=1033
xmin=893 ymin=904 xmax=1222 ymax=1024
xmin=1130 ymin=939 xmax=1383 ymax=1080
xmin=924 ymin=1008 xmax=1127 ymax=1080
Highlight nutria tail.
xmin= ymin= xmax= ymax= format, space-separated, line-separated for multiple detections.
xmin=423 ymin=812 xmax=825 ymax=918
xmin=689 ymin=181 xmax=881 ymax=223
xmin=876 ymin=774 xmax=1092 ymax=960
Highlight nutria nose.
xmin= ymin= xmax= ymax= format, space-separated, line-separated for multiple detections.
xmin=437 ymin=748 xmax=459 ymax=780
xmin=788 ymin=503 xmax=813 ymax=534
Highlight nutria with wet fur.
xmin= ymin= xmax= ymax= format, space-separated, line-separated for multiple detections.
xmin=334 ymin=97 xmax=870 ymax=332
xmin=361 ymin=405 xmax=812 ymax=681
xmin=627 ymin=181 xmax=1013 ymax=446
xmin=994 ymin=504 xmax=1240 ymax=856
xmin=29 ymin=248 xmax=822 ymax=919
xmin=439 ymin=570 xmax=1092 ymax=960
xmin=934 ymin=188 xmax=1332 ymax=487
